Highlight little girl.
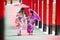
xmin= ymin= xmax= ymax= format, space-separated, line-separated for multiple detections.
xmin=15 ymin=8 xmax=24 ymax=36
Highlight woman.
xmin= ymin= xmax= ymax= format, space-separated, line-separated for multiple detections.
xmin=27 ymin=11 xmax=35 ymax=35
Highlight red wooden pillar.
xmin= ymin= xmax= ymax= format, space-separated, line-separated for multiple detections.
xmin=26 ymin=0 xmax=31 ymax=8
xmin=0 ymin=0 xmax=4 ymax=40
xmin=43 ymin=0 xmax=47 ymax=32
xmin=48 ymin=0 xmax=53 ymax=34
xmin=0 ymin=0 xmax=4 ymax=19
xmin=39 ymin=0 xmax=42 ymax=28
xmin=22 ymin=0 xmax=26 ymax=5
xmin=55 ymin=0 xmax=60 ymax=35
xmin=22 ymin=0 xmax=31 ymax=8
xmin=31 ymin=0 xmax=34 ymax=10
xmin=34 ymin=0 xmax=38 ymax=13
xmin=34 ymin=0 xmax=38 ymax=26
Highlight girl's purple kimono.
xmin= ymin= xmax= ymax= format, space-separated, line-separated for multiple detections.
xmin=27 ymin=16 xmax=35 ymax=33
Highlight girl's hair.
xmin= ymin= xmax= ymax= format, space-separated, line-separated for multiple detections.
xmin=18 ymin=8 xmax=28 ymax=17
xmin=30 ymin=11 xmax=34 ymax=16
xmin=18 ymin=8 xmax=24 ymax=14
